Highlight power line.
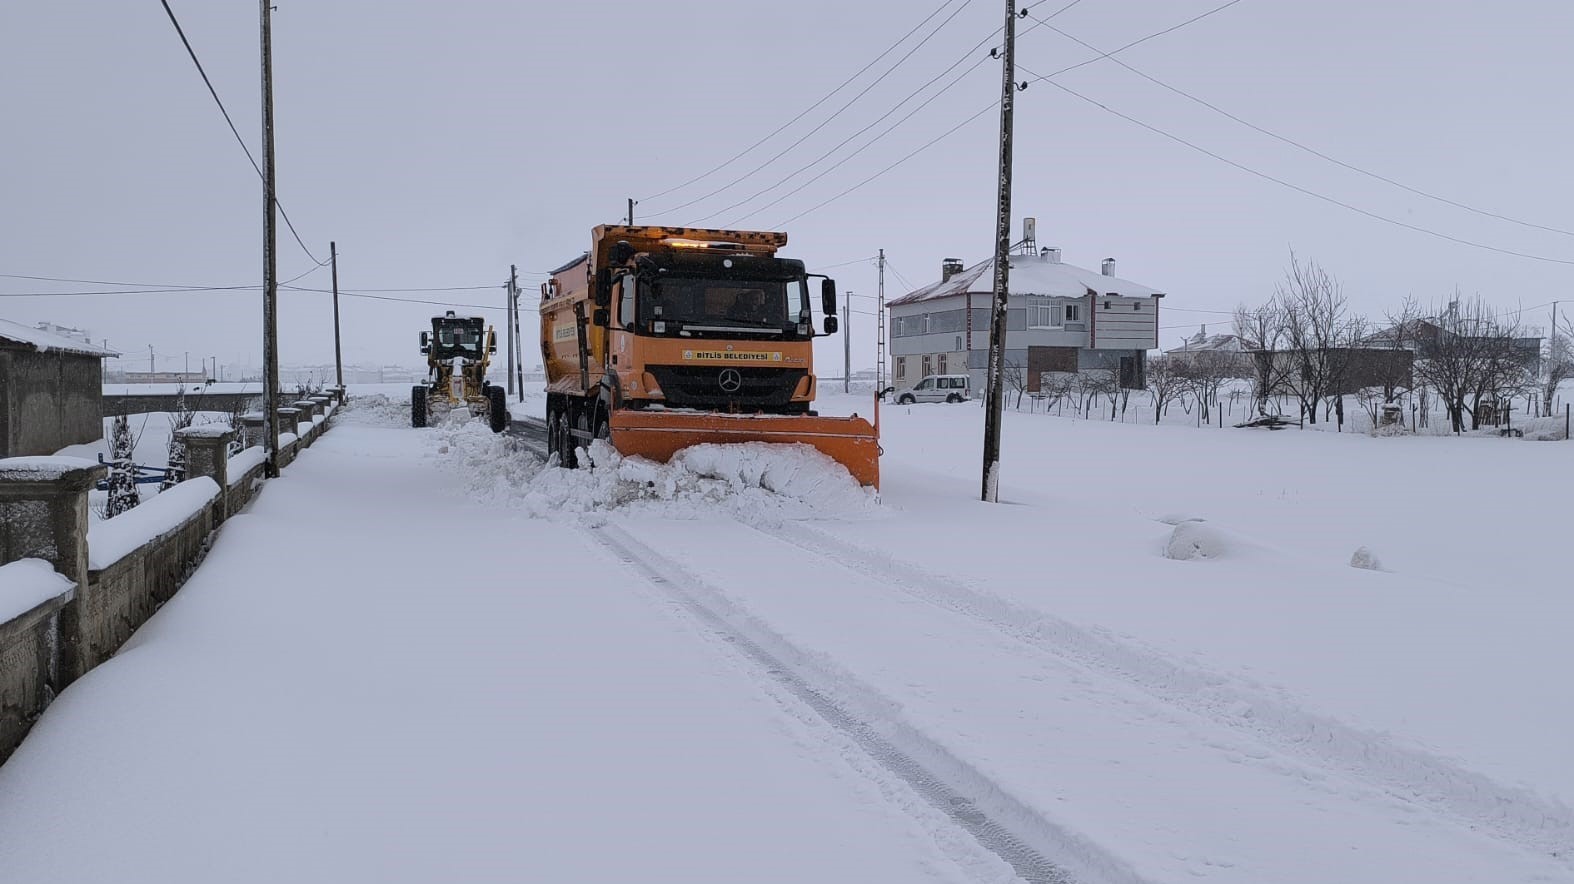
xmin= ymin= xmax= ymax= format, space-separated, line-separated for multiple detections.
xmin=753 ymin=6 xmax=1080 ymax=229
xmin=711 ymin=37 xmax=998 ymax=226
xmin=1022 ymin=68 xmax=1574 ymax=267
xmin=157 ymin=0 xmax=326 ymax=267
xmin=1029 ymin=0 xmax=1247 ymax=82
xmin=811 ymin=256 xmax=879 ymax=271
xmin=1028 ymin=10 xmax=1574 ymax=240
xmin=638 ymin=0 xmax=968 ymax=207
xmin=775 ymin=102 xmax=996 ymax=227
xmin=657 ymin=0 xmax=980 ymax=219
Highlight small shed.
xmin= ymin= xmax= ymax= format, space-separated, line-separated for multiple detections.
xmin=0 ymin=319 xmax=118 ymax=457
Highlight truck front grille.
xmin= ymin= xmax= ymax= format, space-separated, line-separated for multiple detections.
xmin=647 ymin=366 xmax=806 ymax=410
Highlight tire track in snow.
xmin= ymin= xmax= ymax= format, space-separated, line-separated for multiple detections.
xmin=588 ymin=522 xmax=1156 ymax=884
xmin=752 ymin=520 xmax=1574 ymax=864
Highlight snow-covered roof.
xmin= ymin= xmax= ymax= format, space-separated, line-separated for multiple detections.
xmin=1165 ymin=333 xmax=1244 ymax=355
xmin=888 ymin=252 xmax=1163 ymax=306
xmin=0 ymin=318 xmax=118 ymax=357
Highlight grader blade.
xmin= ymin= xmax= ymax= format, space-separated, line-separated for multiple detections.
xmin=608 ymin=411 xmax=880 ymax=488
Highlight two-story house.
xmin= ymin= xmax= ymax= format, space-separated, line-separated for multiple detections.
xmin=888 ymin=248 xmax=1165 ymax=393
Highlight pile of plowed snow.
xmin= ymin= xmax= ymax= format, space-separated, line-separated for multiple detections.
xmin=431 ymin=418 xmax=877 ymax=522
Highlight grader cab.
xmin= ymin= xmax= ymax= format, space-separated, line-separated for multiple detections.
xmin=412 ymin=311 xmax=508 ymax=433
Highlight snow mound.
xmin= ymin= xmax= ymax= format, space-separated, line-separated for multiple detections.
xmin=432 ymin=420 xmax=877 ymax=523
xmin=337 ymin=393 xmax=408 ymax=427
xmin=1349 ymin=545 xmax=1383 ymax=570
xmin=1163 ymin=519 xmax=1231 ymax=561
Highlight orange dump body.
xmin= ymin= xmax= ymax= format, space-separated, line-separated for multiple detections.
xmin=610 ymin=410 xmax=879 ymax=488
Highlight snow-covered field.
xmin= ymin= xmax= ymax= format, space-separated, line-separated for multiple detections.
xmin=1 ymin=387 xmax=1569 ymax=882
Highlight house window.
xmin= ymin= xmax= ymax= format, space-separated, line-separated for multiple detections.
xmin=938 ymin=353 xmax=947 ymax=373
xmin=1064 ymin=303 xmax=1081 ymax=322
xmin=1104 ymin=301 xmax=1113 ymax=310
xmin=955 ymin=336 xmax=963 ymax=352
xmin=1026 ymin=297 xmax=1059 ymax=329
xmin=921 ymin=355 xmax=932 ymax=377
xmin=1132 ymin=302 xmax=1141 ymax=311
xmin=922 ymin=314 xmax=932 ymax=334
xmin=895 ymin=356 xmax=906 ymax=379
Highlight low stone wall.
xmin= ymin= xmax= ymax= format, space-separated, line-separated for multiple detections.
xmin=0 ymin=591 xmax=70 ymax=765
xmin=0 ymin=403 xmax=336 ymax=762
xmin=80 ymin=498 xmax=214 ymax=674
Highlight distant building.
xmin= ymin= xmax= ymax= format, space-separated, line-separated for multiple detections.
xmin=1163 ymin=325 xmax=1252 ymax=370
xmin=888 ymin=243 xmax=1165 ymax=393
xmin=0 ymin=318 xmax=118 ymax=457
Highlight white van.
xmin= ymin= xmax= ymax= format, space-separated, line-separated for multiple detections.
xmin=895 ymin=374 xmax=971 ymax=404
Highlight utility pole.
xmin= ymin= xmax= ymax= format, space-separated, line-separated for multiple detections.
xmin=981 ymin=0 xmax=1020 ymax=503
xmin=506 ymin=265 xmax=518 ymax=396
xmin=149 ymin=345 xmax=155 ymax=374
xmin=627 ymin=198 xmax=636 ymax=226
xmin=844 ymin=297 xmax=852 ymax=393
xmin=259 ymin=0 xmax=281 ymax=477
xmin=330 ymin=241 xmax=343 ymax=391
xmin=513 ymin=270 xmax=525 ymax=402
xmin=877 ymin=249 xmax=887 ymax=398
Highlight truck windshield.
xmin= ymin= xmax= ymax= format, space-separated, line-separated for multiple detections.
xmin=646 ymin=277 xmax=807 ymax=335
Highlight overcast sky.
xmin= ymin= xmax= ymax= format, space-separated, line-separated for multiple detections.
xmin=4 ymin=0 xmax=1572 ymax=377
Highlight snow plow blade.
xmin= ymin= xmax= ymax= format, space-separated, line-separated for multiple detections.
xmin=609 ymin=411 xmax=880 ymax=488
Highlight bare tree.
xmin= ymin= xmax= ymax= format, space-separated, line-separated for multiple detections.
xmin=1074 ymin=370 xmax=1115 ymax=419
xmin=1412 ymin=294 xmax=1532 ymax=433
xmin=1039 ymin=371 xmax=1075 ymax=414
xmin=1004 ymin=359 xmax=1027 ymax=409
xmin=1145 ymin=355 xmax=1186 ymax=425
xmin=1175 ymin=350 xmax=1241 ymax=424
xmin=1233 ymin=301 xmax=1289 ymax=416
xmin=1272 ymin=254 xmax=1366 ymax=427
xmin=160 ymin=386 xmax=197 ymax=492
xmin=1542 ymin=314 xmax=1573 ymax=416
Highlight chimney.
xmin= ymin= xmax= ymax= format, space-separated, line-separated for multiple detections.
xmin=1041 ymin=247 xmax=1061 ymax=263
xmin=1101 ymin=257 xmax=1115 ymax=277
xmin=941 ymin=258 xmax=964 ymax=282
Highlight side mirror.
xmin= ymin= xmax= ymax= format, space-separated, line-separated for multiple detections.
xmin=594 ymin=268 xmax=612 ymax=307
xmin=487 ymin=330 xmax=497 ymax=354
xmin=881 ymin=386 xmax=895 ymax=396
xmin=823 ymin=315 xmax=839 ymax=335
xmin=820 ymin=278 xmax=837 ymax=317
xmin=419 ymin=331 xmax=430 ymax=353
xmin=592 ymin=307 xmax=610 ymax=327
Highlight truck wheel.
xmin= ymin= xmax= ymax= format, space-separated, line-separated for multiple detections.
xmin=550 ymin=413 xmax=576 ymax=469
xmin=411 ymin=386 xmax=427 ymax=428
xmin=899 ymin=394 xmax=915 ymax=405
xmin=946 ymin=393 xmax=961 ymax=403
xmin=487 ymin=386 xmax=508 ymax=433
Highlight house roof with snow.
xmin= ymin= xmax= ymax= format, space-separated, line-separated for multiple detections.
xmin=888 ymin=251 xmax=1164 ymax=307
xmin=0 ymin=318 xmax=118 ymax=358
xmin=1165 ymin=331 xmax=1245 ymax=355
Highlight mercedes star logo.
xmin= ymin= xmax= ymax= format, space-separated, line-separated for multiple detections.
xmin=717 ymin=368 xmax=743 ymax=393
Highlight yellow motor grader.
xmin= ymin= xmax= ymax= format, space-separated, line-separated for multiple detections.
xmin=412 ymin=311 xmax=508 ymax=432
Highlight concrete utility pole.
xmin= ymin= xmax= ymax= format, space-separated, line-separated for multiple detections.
xmin=981 ymin=0 xmax=1020 ymax=503
xmin=877 ymin=249 xmax=887 ymax=397
xmin=843 ymin=297 xmax=852 ymax=393
xmin=148 ymin=345 xmax=155 ymax=373
xmin=506 ymin=266 xmax=517 ymax=396
xmin=627 ymin=198 xmax=636 ymax=226
xmin=331 ymin=241 xmax=343 ymax=391
xmin=513 ymin=268 xmax=525 ymax=402
xmin=259 ymin=0 xmax=281 ymax=477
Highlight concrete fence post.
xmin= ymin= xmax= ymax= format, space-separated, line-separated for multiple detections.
xmin=0 ymin=457 xmax=108 ymax=685
xmin=276 ymin=408 xmax=300 ymax=439
xmin=241 ymin=412 xmax=266 ymax=449
xmin=176 ymin=426 xmax=234 ymax=520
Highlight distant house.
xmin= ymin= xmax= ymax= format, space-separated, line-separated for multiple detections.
xmin=1366 ymin=315 xmax=1541 ymax=374
xmin=0 ymin=319 xmax=118 ymax=457
xmin=888 ymin=246 xmax=1165 ymax=393
xmin=1163 ymin=326 xmax=1251 ymax=370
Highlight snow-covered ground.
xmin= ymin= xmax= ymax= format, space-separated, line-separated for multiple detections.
xmin=1 ymin=388 xmax=1569 ymax=882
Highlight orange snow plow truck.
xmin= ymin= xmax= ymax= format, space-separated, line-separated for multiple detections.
xmin=540 ymin=225 xmax=879 ymax=487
